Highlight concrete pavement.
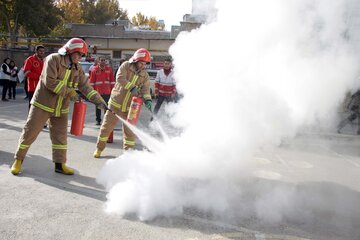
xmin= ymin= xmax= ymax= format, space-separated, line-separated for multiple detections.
xmin=1 ymin=92 xmax=360 ymax=240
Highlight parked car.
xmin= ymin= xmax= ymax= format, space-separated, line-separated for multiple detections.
xmin=80 ymin=61 xmax=93 ymax=79
xmin=146 ymin=68 xmax=158 ymax=97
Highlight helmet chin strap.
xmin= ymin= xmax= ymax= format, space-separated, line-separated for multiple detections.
xmin=134 ymin=62 xmax=141 ymax=74
xmin=67 ymin=54 xmax=78 ymax=70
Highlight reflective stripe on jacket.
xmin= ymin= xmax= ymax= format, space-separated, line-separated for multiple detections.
xmin=31 ymin=53 xmax=103 ymax=117
xmin=24 ymin=54 xmax=44 ymax=92
xmin=110 ymin=61 xmax=151 ymax=112
xmin=0 ymin=63 xmax=11 ymax=80
xmin=154 ymin=69 xmax=176 ymax=97
xmin=89 ymin=65 xmax=115 ymax=95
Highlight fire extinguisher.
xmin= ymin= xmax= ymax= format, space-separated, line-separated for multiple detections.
xmin=107 ymin=131 xmax=114 ymax=143
xmin=70 ymin=98 xmax=87 ymax=136
xmin=127 ymin=96 xmax=143 ymax=125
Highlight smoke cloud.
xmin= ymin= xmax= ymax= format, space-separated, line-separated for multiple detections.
xmin=97 ymin=0 xmax=360 ymax=237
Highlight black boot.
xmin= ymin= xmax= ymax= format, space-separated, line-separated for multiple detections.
xmin=55 ymin=163 xmax=74 ymax=175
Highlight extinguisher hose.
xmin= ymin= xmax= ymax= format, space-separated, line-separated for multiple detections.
xmin=144 ymin=107 xmax=157 ymax=122
xmin=102 ymin=104 xmax=126 ymax=122
xmin=103 ymin=104 xmax=116 ymax=116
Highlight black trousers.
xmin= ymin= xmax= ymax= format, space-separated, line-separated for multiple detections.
xmin=8 ymin=81 xmax=17 ymax=98
xmin=153 ymin=95 xmax=172 ymax=114
xmin=95 ymin=94 xmax=110 ymax=122
xmin=24 ymin=78 xmax=28 ymax=97
xmin=338 ymin=110 xmax=360 ymax=134
xmin=28 ymin=91 xmax=34 ymax=109
xmin=0 ymin=79 xmax=9 ymax=100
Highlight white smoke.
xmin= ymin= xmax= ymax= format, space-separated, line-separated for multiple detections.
xmin=97 ymin=0 xmax=360 ymax=229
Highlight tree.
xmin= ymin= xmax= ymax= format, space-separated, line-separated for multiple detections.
xmin=81 ymin=0 xmax=128 ymax=24
xmin=81 ymin=0 xmax=99 ymax=23
xmin=15 ymin=0 xmax=62 ymax=37
xmin=132 ymin=12 xmax=148 ymax=27
xmin=0 ymin=0 xmax=20 ymax=42
xmin=50 ymin=0 xmax=83 ymax=37
xmin=52 ymin=0 xmax=129 ymax=36
xmin=0 ymin=0 xmax=62 ymax=43
xmin=132 ymin=12 xmax=161 ymax=30
xmin=119 ymin=8 xmax=129 ymax=20
xmin=148 ymin=17 xmax=162 ymax=30
xmin=55 ymin=0 xmax=83 ymax=24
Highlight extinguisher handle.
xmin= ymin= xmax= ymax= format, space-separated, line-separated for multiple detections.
xmin=105 ymin=105 xmax=122 ymax=121
xmin=103 ymin=104 xmax=115 ymax=115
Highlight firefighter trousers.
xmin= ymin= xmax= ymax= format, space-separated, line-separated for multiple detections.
xmin=15 ymin=106 xmax=69 ymax=163
xmin=96 ymin=109 xmax=136 ymax=151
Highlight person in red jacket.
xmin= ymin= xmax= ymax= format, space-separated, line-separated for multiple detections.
xmin=89 ymin=57 xmax=115 ymax=125
xmin=23 ymin=45 xmax=45 ymax=109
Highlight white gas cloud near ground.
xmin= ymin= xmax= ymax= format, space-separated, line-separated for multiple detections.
xmin=99 ymin=1 xmax=360 ymax=235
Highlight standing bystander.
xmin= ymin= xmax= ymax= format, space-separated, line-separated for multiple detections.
xmin=22 ymin=60 xmax=29 ymax=99
xmin=88 ymin=58 xmax=98 ymax=77
xmin=8 ymin=60 xmax=18 ymax=100
xmin=0 ymin=57 xmax=11 ymax=101
xmin=153 ymin=57 xmax=176 ymax=114
xmin=89 ymin=57 xmax=115 ymax=125
xmin=23 ymin=45 xmax=45 ymax=109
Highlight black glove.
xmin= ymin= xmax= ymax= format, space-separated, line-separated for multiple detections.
xmin=144 ymin=100 xmax=152 ymax=111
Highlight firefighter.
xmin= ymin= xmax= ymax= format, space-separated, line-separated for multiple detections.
xmin=89 ymin=56 xmax=115 ymax=125
xmin=10 ymin=38 xmax=106 ymax=175
xmin=93 ymin=48 xmax=152 ymax=157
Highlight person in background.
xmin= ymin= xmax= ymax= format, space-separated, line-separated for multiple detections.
xmin=153 ymin=57 xmax=176 ymax=114
xmin=119 ymin=58 xmax=126 ymax=66
xmin=23 ymin=45 xmax=45 ymax=109
xmin=88 ymin=58 xmax=98 ymax=77
xmin=0 ymin=57 xmax=11 ymax=101
xmin=24 ymin=76 xmax=28 ymax=99
xmin=8 ymin=60 xmax=18 ymax=100
xmin=21 ymin=60 xmax=29 ymax=99
xmin=90 ymin=56 xmax=115 ymax=125
xmin=338 ymin=90 xmax=360 ymax=134
xmin=93 ymin=48 xmax=152 ymax=158
xmin=114 ymin=58 xmax=126 ymax=77
xmin=10 ymin=38 xmax=106 ymax=176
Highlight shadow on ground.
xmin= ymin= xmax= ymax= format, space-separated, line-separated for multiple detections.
xmin=0 ymin=150 xmax=107 ymax=202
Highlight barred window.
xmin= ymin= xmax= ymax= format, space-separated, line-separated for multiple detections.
xmin=113 ymin=50 xmax=122 ymax=59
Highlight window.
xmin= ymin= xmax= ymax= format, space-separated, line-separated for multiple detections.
xmin=113 ymin=50 xmax=122 ymax=59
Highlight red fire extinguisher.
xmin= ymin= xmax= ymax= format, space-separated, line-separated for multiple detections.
xmin=70 ymin=98 xmax=87 ymax=136
xmin=127 ymin=96 xmax=143 ymax=125
xmin=107 ymin=131 xmax=114 ymax=143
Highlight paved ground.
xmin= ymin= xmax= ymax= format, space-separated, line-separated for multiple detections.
xmin=1 ymin=92 xmax=360 ymax=240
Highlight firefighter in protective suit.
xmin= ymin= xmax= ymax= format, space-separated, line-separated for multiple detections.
xmin=93 ymin=48 xmax=152 ymax=157
xmin=11 ymin=38 xmax=106 ymax=175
